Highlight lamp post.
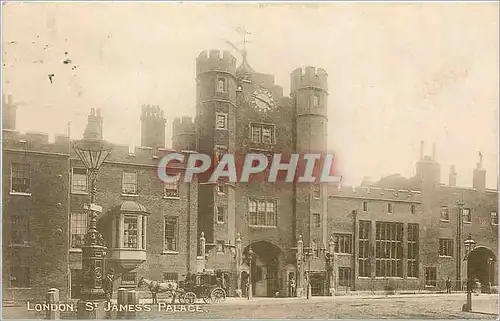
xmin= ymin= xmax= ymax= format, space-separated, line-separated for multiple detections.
xmin=456 ymin=199 xmax=465 ymax=291
xmin=72 ymin=136 xmax=112 ymax=306
xmin=462 ymin=234 xmax=476 ymax=312
xmin=322 ymin=236 xmax=336 ymax=296
xmin=303 ymin=247 xmax=313 ymax=299
xmin=245 ymin=246 xmax=255 ymax=300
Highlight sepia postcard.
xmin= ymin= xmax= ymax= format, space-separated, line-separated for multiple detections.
xmin=1 ymin=1 xmax=499 ymax=319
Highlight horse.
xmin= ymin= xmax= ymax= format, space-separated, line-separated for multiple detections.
xmin=137 ymin=277 xmax=180 ymax=304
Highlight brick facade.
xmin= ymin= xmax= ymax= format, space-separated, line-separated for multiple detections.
xmin=2 ymin=48 xmax=498 ymax=302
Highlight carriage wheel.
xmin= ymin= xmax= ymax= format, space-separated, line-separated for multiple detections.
xmin=210 ymin=288 xmax=226 ymax=304
xmin=178 ymin=293 xmax=186 ymax=304
xmin=202 ymin=297 xmax=211 ymax=304
xmin=184 ymin=292 xmax=197 ymax=304
xmin=165 ymin=291 xmax=174 ymax=301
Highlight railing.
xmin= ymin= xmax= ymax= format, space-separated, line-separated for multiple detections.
xmin=352 ymin=278 xmax=497 ymax=294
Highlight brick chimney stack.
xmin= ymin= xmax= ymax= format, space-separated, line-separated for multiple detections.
xmin=472 ymin=151 xmax=486 ymax=191
xmin=449 ymin=165 xmax=457 ymax=187
xmin=83 ymin=108 xmax=103 ymax=140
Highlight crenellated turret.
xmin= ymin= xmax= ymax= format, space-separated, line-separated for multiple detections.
xmin=292 ymin=65 xmax=329 ymax=249
xmin=291 ymin=66 xmax=328 ymax=94
xmin=195 ymin=49 xmax=238 ymax=245
xmin=172 ymin=116 xmax=197 ymax=151
xmin=196 ymin=50 xmax=237 ymax=77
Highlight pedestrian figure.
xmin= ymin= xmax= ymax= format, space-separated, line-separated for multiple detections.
xmin=445 ymin=277 xmax=452 ymax=294
xmin=289 ymin=278 xmax=296 ymax=297
xmin=474 ymin=278 xmax=481 ymax=296
xmin=103 ymin=268 xmax=115 ymax=303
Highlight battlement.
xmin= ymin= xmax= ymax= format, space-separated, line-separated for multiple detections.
xmin=330 ymin=184 xmax=422 ymax=202
xmin=172 ymin=116 xmax=196 ymax=136
xmin=291 ymin=66 xmax=328 ymax=92
xmin=141 ymin=104 xmax=165 ymax=121
xmin=2 ymin=129 xmax=70 ymax=154
xmin=196 ymin=49 xmax=236 ymax=77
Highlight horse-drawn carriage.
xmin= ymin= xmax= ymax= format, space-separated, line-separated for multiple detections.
xmin=138 ymin=271 xmax=227 ymax=305
xmin=178 ymin=271 xmax=227 ymax=304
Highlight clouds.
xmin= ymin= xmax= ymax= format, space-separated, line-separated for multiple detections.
xmin=2 ymin=2 xmax=498 ymax=188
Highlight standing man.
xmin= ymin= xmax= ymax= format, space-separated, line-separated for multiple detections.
xmin=103 ymin=268 xmax=115 ymax=303
xmin=289 ymin=277 xmax=296 ymax=297
xmin=445 ymin=277 xmax=452 ymax=294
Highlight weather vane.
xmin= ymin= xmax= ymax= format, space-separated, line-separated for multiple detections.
xmin=223 ymin=25 xmax=252 ymax=57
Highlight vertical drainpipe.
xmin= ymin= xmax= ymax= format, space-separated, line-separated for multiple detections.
xmin=186 ymin=180 xmax=191 ymax=273
xmin=352 ymin=209 xmax=358 ymax=291
xmin=66 ymin=137 xmax=72 ymax=300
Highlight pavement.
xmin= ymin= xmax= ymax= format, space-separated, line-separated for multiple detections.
xmin=2 ymin=292 xmax=498 ymax=319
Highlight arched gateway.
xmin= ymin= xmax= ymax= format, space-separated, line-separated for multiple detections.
xmin=243 ymin=241 xmax=284 ymax=297
xmin=467 ymin=246 xmax=497 ymax=292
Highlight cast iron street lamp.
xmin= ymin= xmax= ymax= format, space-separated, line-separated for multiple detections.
xmin=303 ymin=247 xmax=313 ymax=299
xmin=73 ymin=136 xmax=113 ymax=301
xmin=321 ymin=236 xmax=336 ymax=296
xmin=462 ymin=234 xmax=476 ymax=312
xmin=245 ymin=246 xmax=255 ymax=300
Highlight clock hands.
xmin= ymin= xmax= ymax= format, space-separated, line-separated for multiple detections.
xmin=252 ymin=94 xmax=269 ymax=105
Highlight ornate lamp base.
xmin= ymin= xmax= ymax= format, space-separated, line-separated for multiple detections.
xmin=80 ymin=245 xmax=107 ymax=301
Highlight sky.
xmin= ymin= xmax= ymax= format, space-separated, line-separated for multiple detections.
xmin=2 ymin=2 xmax=499 ymax=188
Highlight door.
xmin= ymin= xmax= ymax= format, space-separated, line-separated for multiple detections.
xmin=71 ymin=269 xmax=82 ymax=299
xmin=266 ymin=266 xmax=279 ymax=297
xmin=310 ymin=272 xmax=325 ymax=296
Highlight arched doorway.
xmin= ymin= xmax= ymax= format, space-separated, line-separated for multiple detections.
xmin=244 ymin=241 xmax=284 ymax=297
xmin=467 ymin=246 xmax=497 ymax=292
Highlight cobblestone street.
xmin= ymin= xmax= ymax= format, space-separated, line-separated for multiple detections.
xmin=2 ymin=293 xmax=498 ymax=319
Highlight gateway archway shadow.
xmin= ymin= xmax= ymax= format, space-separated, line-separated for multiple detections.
xmin=244 ymin=241 xmax=284 ymax=297
xmin=467 ymin=246 xmax=497 ymax=292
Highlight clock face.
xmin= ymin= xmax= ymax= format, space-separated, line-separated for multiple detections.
xmin=251 ymin=88 xmax=275 ymax=112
